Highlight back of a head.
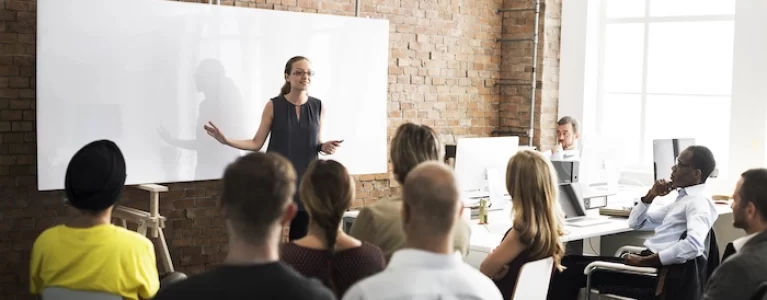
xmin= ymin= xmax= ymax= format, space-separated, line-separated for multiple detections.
xmin=65 ymin=139 xmax=127 ymax=214
xmin=505 ymin=150 xmax=565 ymax=269
xmin=740 ymin=168 xmax=767 ymax=221
xmin=299 ymin=159 xmax=354 ymax=294
xmin=687 ymin=145 xmax=716 ymax=182
xmin=402 ymin=161 xmax=459 ymax=237
xmin=390 ymin=123 xmax=442 ymax=184
xmin=221 ymin=152 xmax=296 ymax=243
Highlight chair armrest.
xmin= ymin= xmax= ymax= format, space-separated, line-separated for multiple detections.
xmin=614 ymin=245 xmax=647 ymax=257
xmin=584 ymin=261 xmax=658 ymax=276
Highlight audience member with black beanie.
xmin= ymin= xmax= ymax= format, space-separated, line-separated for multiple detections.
xmin=30 ymin=140 xmax=160 ymax=300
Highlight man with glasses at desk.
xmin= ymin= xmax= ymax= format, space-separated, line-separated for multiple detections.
xmin=550 ymin=145 xmax=719 ymax=299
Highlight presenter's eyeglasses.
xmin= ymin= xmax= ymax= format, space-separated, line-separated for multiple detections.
xmin=292 ymin=70 xmax=315 ymax=77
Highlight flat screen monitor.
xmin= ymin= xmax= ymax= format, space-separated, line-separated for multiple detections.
xmin=454 ymin=136 xmax=519 ymax=202
xmin=653 ymin=138 xmax=695 ymax=181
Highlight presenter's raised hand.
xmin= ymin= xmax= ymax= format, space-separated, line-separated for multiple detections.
xmin=204 ymin=121 xmax=228 ymax=145
xmin=320 ymin=140 xmax=342 ymax=155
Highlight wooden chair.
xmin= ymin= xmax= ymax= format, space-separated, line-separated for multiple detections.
xmin=112 ymin=184 xmax=174 ymax=274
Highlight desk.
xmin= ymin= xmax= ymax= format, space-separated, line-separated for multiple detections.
xmin=341 ymin=190 xmax=736 ymax=268
xmin=464 ymin=202 xmax=734 ymax=268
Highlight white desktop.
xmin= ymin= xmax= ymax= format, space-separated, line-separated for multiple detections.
xmin=454 ymin=136 xmax=519 ymax=210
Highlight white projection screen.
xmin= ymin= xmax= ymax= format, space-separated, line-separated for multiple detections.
xmin=37 ymin=0 xmax=389 ymax=191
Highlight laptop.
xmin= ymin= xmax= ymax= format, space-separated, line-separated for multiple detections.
xmin=559 ymin=183 xmax=611 ymax=227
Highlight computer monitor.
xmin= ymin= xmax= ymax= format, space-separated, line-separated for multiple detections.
xmin=454 ymin=136 xmax=519 ymax=207
xmin=653 ymin=138 xmax=695 ymax=181
xmin=551 ymin=161 xmax=579 ymax=184
xmin=558 ymin=183 xmax=587 ymax=219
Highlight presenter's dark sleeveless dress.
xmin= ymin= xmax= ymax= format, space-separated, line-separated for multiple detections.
xmin=267 ymin=95 xmax=321 ymax=240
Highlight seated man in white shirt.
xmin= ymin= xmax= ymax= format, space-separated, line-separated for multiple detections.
xmin=547 ymin=116 xmax=581 ymax=161
xmin=550 ymin=145 xmax=719 ymax=299
xmin=342 ymin=162 xmax=503 ymax=300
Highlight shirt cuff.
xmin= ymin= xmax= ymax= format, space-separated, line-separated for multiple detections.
xmin=657 ymin=248 xmax=679 ymax=265
xmin=632 ymin=200 xmax=650 ymax=215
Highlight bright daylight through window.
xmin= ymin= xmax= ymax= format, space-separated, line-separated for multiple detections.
xmin=596 ymin=0 xmax=735 ymax=177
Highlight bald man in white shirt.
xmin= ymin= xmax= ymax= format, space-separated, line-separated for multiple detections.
xmin=342 ymin=162 xmax=503 ymax=300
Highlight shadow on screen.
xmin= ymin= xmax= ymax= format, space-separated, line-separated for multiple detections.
xmin=42 ymin=104 xmax=124 ymax=189
xmin=157 ymin=58 xmax=245 ymax=180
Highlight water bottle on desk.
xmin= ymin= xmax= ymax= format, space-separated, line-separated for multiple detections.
xmin=478 ymin=198 xmax=489 ymax=225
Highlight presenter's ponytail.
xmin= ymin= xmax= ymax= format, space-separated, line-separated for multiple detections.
xmin=280 ymin=82 xmax=291 ymax=96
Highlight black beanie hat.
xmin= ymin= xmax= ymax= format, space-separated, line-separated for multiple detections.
xmin=64 ymin=139 xmax=127 ymax=212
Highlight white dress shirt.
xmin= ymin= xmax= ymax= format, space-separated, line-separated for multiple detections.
xmin=732 ymin=232 xmax=759 ymax=252
xmin=548 ymin=149 xmax=580 ymax=161
xmin=627 ymin=183 xmax=718 ymax=265
xmin=342 ymin=248 xmax=503 ymax=300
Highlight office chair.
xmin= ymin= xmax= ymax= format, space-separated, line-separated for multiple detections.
xmin=750 ymin=282 xmax=767 ymax=300
xmin=583 ymin=229 xmax=719 ymax=300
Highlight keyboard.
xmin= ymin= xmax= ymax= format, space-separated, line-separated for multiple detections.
xmin=565 ymin=216 xmax=612 ymax=227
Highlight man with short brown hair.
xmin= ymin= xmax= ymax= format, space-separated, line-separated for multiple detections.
xmin=549 ymin=116 xmax=580 ymax=161
xmin=153 ymin=152 xmax=334 ymax=300
xmin=703 ymin=168 xmax=767 ymax=300
xmin=349 ymin=123 xmax=470 ymax=261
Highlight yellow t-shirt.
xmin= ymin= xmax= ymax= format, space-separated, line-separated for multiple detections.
xmin=29 ymin=224 xmax=160 ymax=300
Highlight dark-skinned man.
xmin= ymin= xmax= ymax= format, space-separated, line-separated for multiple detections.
xmin=550 ymin=145 xmax=718 ymax=299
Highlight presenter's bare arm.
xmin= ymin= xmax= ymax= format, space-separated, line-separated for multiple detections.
xmin=203 ymin=101 xmax=340 ymax=154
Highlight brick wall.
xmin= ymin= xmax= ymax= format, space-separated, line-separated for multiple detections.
xmin=497 ymin=0 xmax=560 ymax=150
xmin=0 ymin=0 xmax=560 ymax=298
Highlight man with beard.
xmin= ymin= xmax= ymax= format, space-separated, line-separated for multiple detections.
xmin=703 ymin=168 xmax=767 ymax=300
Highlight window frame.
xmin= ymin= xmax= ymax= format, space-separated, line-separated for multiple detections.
xmin=594 ymin=0 xmax=735 ymax=173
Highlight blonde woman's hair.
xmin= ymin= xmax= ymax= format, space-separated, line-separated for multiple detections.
xmin=506 ymin=149 xmax=565 ymax=271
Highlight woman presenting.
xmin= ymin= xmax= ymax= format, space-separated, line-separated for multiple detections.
xmin=204 ymin=56 xmax=342 ymax=240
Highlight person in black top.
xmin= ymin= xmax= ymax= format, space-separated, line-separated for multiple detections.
xmin=152 ymin=152 xmax=335 ymax=300
xmin=205 ymin=56 xmax=342 ymax=240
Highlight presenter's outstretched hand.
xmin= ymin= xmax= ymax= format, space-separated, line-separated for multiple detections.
xmin=204 ymin=121 xmax=228 ymax=145
xmin=321 ymin=140 xmax=342 ymax=155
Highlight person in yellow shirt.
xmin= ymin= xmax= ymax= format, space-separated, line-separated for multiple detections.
xmin=29 ymin=140 xmax=159 ymax=300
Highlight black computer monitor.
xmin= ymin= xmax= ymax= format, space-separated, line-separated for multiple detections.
xmin=653 ymin=138 xmax=695 ymax=181
xmin=551 ymin=160 xmax=579 ymax=184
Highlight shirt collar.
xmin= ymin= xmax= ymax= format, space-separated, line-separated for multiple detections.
xmin=388 ymin=248 xmax=463 ymax=270
xmin=732 ymin=232 xmax=760 ymax=252
xmin=679 ymin=183 xmax=707 ymax=198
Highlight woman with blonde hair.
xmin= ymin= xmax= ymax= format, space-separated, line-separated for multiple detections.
xmin=280 ymin=159 xmax=385 ymax=298
xmin=479 ymin=149 xmax=565 ymax=299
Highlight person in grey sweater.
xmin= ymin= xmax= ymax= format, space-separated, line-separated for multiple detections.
xmin=703 ymin=168 xmax=767 ymax=300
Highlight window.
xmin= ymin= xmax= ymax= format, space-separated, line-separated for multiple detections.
xmin=596 ymin=0 xmax=735 ymax=178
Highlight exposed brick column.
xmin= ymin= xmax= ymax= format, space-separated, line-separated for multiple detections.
xmin=497 ymin=0 xmax=561 ymax=150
